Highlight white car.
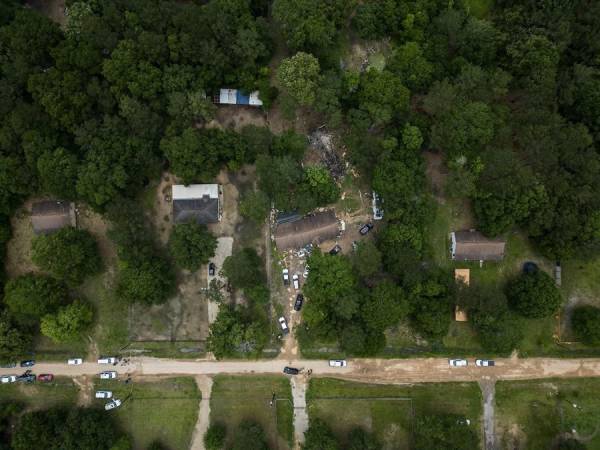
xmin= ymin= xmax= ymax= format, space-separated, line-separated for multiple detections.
xmin=99 ymin=371 xmax=117 ymax=380
xmin=95 ymin=391 xmax=113 ymax=399
xmin=278 ymin=316 xmax=289 ymax=334
xmin=98 ymin=357 xmax=117 ymax=364
xmin=303 ymin=266 xmax=309 ymax=278
xmin=1 ymin=375 xmax=17 ymax=383
xmin=329 ymin=360 xmax=347 ymax=367
xmin=293 ymin=274 xmax=299 ymax=290
xmin=449 ymin=359 xmax=468 ymax=367
xmin=67 ymin=358 xmax=83 ymax=365
xmin=282 ymin=268 xmax=290 ymax=286
xmin=104 ymin=399 xmax=122 ymax=411
xmin=475 ymin=359 xmax=495 ymax=367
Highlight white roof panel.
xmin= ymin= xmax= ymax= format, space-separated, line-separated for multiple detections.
xmin=172 ymin=184 xmax=219 ymax=200
xmin=219 ymin=89 xmax=237 ymax=104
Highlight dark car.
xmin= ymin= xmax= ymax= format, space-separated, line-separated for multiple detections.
xmin=17 ymin=374 xmax=36 ymax=383
xmin=208 ymin=262 xmax=216 ymax=277
xmin=294 ymin=294 xmax=304 ymax=311
xmin=359 ymin=223 xmax=374 ymax=235
xmin=37 ymin=374 xmax=54 ymax=382
xmin=19 ymin=360 xmax=35 ymax=368
xmin=329 ymin=245 xmax=341 ymax=255
xmin=283 ymin=367 xmax=300 ymax=375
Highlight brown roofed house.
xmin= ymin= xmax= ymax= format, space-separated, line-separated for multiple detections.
xmin=275 ymin=210 xmax=339 ymax=250
xmin=450 ymin=230 xmax=505 ymax=262
xmin=31 ymin=200 xmax=76 ymax=235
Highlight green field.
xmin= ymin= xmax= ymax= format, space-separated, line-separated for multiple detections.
xmin=95 ymin=377 xmax=200 ymax=450
xmin=307 ymin=378 xmax=482 ymax=449
xmin=210 ymin=375 xmax=294 ymax=449
xmin=0 ymin=376 xmax=78 ymax=409
xmin=496 ymin=378 xmax=600 ymax=450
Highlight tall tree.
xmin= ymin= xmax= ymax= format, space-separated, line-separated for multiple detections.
xmin=169 ymin=222 xmax=217 ymax=271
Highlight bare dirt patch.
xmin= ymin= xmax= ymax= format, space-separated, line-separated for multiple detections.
xmin=5 ymin=201 xmax=36 ymax=277
xmin=72 ymin=376 xmax=93 ymax=407
xmin=76 ymin=204 xmax=117 ymax=267
xmin=215 ymin=106 xmax=266 ymax=131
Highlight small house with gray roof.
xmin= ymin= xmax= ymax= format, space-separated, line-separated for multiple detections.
xmin=31 ymin=200 xmax=76 ymax=235
xmin=172 ymin=184 xmax=221 ymax=224
xmin=450 ymin=230 xmax=506 ymax=262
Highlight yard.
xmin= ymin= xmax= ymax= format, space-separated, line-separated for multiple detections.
xmin=0 ymin=376 xmax=78 ymax=410
xmin=95 ymin=377 xmax=200 ymax=450
xmin=307 ymin=378 xmax=482 ymax=449
xmin=210 ymin=375 xmax=294 ymax=449
xmin=495 ymin=378 xmax=600 ymax=450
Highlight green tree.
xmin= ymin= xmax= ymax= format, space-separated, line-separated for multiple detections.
xmin=204 ymin=423 xmax=226 ymax=450
xmin=117 ymin=258 xmax=175 ymax=306
xmin=222 ymin=248 xmax=265 ymax=290
xmin=409 ymin=274 xmax=454 ymax=339
xmin=40 ymin=300 xmax=94 ymax=344
xmin=36 ymin=148 xmax=79 ymax=199
xmin=231 ymin=420 xmax=268 ymax=450
xmin=362 ymin=280 xmax=409 ymax=331
xmin=303 ymin=418 xmax=340 ymax=450
xmin=351 ymin=241 xmax=382 ymax=279
xmin=414 ymin=414 xmax=479 ymax=450
xmin=277 ymin=52 xmax=321 ymax=106
xmin=389 ymin=42 xmax=434 ymax=92
xmin=348 ymin=427 xmax=381 ymax=450
xmin=572 ymin=306 xmax=600 ymax=346
xmin=302 ymin=165 xmax=340 ymax=206
xmin=239 ymin=190 xmax=270 ymax=223
xmin=358 ymin=70 xmax=410 ymax=126
xmin=3 ymin=274 xmax=67 ymax=326
xmin=31 ymin=227 xmax=101 ymax=285
xmin=0 ymin=312 xmax=31 ymax=364
xmin=169 ymin=222 xmax=217 ymax=271
xmin=506 ymin=270 xmax=562 ymax=319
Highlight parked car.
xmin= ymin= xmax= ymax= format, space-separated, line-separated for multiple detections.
xmin=104 ymin=399 xmax=122 ymax=411
xmin=98 ymin=357 xmax=117 ymax=364
xmin=19 ymin=360 xmax=35 ymax=367
xmin=475 ymin=359 xmax=495 ymax=367
xmin=303 ymin=265 xmax=309 ymax=278
xmin=67 ymin=358 xmax=83 ymax=365
xmin=95 ymin=391 xmax=113 ymax=399
xmin=292 ymin=274 xmax=299 ymax=290
xmin=0 ymin=375 xmax=17 ymax=384
xmin=37 ymin=374 xmax=54 ymax=382
xmin=17 ymin=372 xmax=36 ymax=383
xmin=99 ymin=371 xmax=117 ymax=380
xmin=297 ymin=249 xmax=306 ymax=258
xmin=449 ymin=359 xmax=468 ymax=367
xmin=208 ymin=262 xmax=216 ymax=276
xmin=294 ymin=294 xmax=304 ymax=311
xmin=282 ymin=268 xmax=290 ymax=286
xmin=0 ymin=362 xmax=16 ymax=369
xmin=283 ymin=367 xmax=300 ymax=375
xmin=329 ymin=360 xmax=347 ymax=367
xmin=359 ymin=223 xmax=374 ymax=235
xmin=278 ymin=316 xmax=289 ymax=334
xmin=329 ymin=245 xmax=341 ymax=255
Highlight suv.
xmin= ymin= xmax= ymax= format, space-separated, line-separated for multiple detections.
xmin=329 ymin=245 xmax=341 ymax=255
xmin=99 ymin=371 xmax=117 ymax=380
xmin=294 ymin=294 xmax=304 ymax=311
xmin=95 ymin=391 xmax=113 ymax=399
xmin=37 ymin=374 xmax=54 ymax=382
xmin=98 ymin=357 xmax=117 ymax=364
xmin=449 ymin=359 xmax=468 ymax=367
xmin=105 ymin=399 xmax=122 ymax=411
xmin=475 ymin=359 xmax=495 ymax=367
xmin=67 ymin=358 xmax=83 ymax=365
xmin=282 ymin=268 xmax=290 ymax=286
xmin=20 ymin=360 xmax=35 ymax=367
xmin=359 ymin=223 xmax=374 ymax=235
xmin=283 ymin=367 xmax=300 ymax=375
xmin=278 ymin=317 xmax=289 ymax=334
xmin=292 ymin=274 xmax=299 ymax=290
xmin=208 ymin=262 xmax=216 ymax=277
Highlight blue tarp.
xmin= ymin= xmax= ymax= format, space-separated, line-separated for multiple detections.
xmin=236 ymin=91 xmax=250 ymax=105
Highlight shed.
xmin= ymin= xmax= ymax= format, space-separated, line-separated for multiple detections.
xmin=274 ymin=210 xmax=339 ymax=250
xmin=172 ymin=184 xmax=220 ymax=224
xmin=450 ymin=231 xmax=505 ymax=261
xmin=31 ymin=200 xmax=75 ymax=235
xmin=454 ymin=268 xmax=470 ymax=322
xmin=216 ymin=89 xmax=262 ymax=106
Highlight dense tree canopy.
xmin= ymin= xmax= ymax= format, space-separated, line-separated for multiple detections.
xmin=506 ymin=270 xmax=562 ymax=319
xmin=169 ymin=222 xmax=217 ymax=271
xmin=40 ymin=299 xmax=94 ymax=344
xmin=572 ymin=306 xmax=600 ymax=346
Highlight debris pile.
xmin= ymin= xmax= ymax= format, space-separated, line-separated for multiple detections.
xmin=308 ymin=128 xmax=346 ymax=180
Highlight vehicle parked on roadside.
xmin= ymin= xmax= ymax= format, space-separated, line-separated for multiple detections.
xmin=303 ymin=265 xmax=309 ymax=278
xmin=449 ymin=359 xmax=468 ymax=367
xmin=292 ymin=274 xmax=299 ymax=290
xmin=283 ymin=367 xmax=300 ymax=375
xmin=99 ymin=371 xmax=117 ymax=380
xmin=359 ymin=223 xmax=373 ymax=235
xmin=19 ymin=360 xmax=35 ymax=367
xmin=95 ymin=391 xmax=113 ymax=399
xmin=278 ymin=316 xmax=289 ymax=334
xmin=67 ymin=358 xmax=83 ymax=365
xmin=475 ymin=359 xmax=495 ymax=367
xmin=105 ymin=399 xmax=122 ymax=411
xmin=37 ymin=374 xmax=54 ymax=382
xmin=329 ymin=360 xmax=347 ymax=367
xmin=294 ymin=294 xmax=304 ymax=311
xmin=282 ymin=268 xmax=290 ymax=286
xmin=98 ymin=357 xmax=117 ymax=364
xmin=17 ymin=374 xmax=36 ymax=383
xmin=329 ymin=245 xmax=341 ymax=255
xmin=0 ymin=375 xmax=17 ymax=383
xmin=208 ymin=262 xmax=216 ymax=277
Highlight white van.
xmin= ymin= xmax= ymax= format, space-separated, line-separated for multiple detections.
xmin=95 ymin=391 xmax=113 ymax=399
xmin=98 ymin=357 xmax=117 ymax=364
xmin=100 ymin=371 xmax=117 ymax=380
xmin=105 ymin=399 xmax=122 ymax=410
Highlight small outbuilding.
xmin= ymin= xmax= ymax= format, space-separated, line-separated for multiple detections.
xmin=450 ymin=230 xmax=506 ymax=262
xmin=454 ymin=269 xmax=470 ymax=322
xmin=274 ymin=210 xmax=339 ymax=250
xmin=215 ymin=89 xmax=263 ymax=106
xmin=31 ymin=200 xmax=75 ymax=235
xmin=172 ymin=184 xmax=221 ymax=224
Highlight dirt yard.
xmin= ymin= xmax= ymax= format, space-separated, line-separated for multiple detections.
xmin=5 ymin=200 xmax=36 ymax=277
xmin=215 ymin=106 xmax=266 ymax=131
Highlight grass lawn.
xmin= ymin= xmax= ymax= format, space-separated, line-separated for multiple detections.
xmin=496 ymin=378 xmax=600 ymax=450
xmin=95 ymin=377 xmax=200 ymax=450
xmin=307 ymin=378 xmax=482 ymax=449
xmin=0 ymin=376 xmax=78 ymax=410
xmin=210 ymin=375 xmax=294 ymax=449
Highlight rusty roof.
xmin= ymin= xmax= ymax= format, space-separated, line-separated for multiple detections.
xmin=274 ymin=210 xmax=338 ymax=250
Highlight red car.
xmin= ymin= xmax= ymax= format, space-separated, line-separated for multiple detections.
xmin=37 ymin=374 xmax=53 ymax=382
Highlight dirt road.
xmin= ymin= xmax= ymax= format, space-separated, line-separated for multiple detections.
xmin=31 ymin=357 xmax=600 ymax=383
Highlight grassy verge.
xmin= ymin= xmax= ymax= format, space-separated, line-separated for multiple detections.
xmin=95 ymin=377 xmax=200 ymax=450
xmin=210 ymin=375 xmax=293 ymax=449
xmin=0 ymin=376 xmax=78 ymax=409
xmin=496 ymin=378 xmax=600 ymax=449
xmin=125 ymin=341 xmax=206 ymax=359
xmin=307 ymin=378 xmax=482 ymax=448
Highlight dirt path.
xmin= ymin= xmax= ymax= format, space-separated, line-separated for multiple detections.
xmin=290 ymin=376 xmax=308 ymax=449
xmin=479 ymin=379 xmax=496 ymax=450
xmin=190 ymin=375 xmax=213 ymax=450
